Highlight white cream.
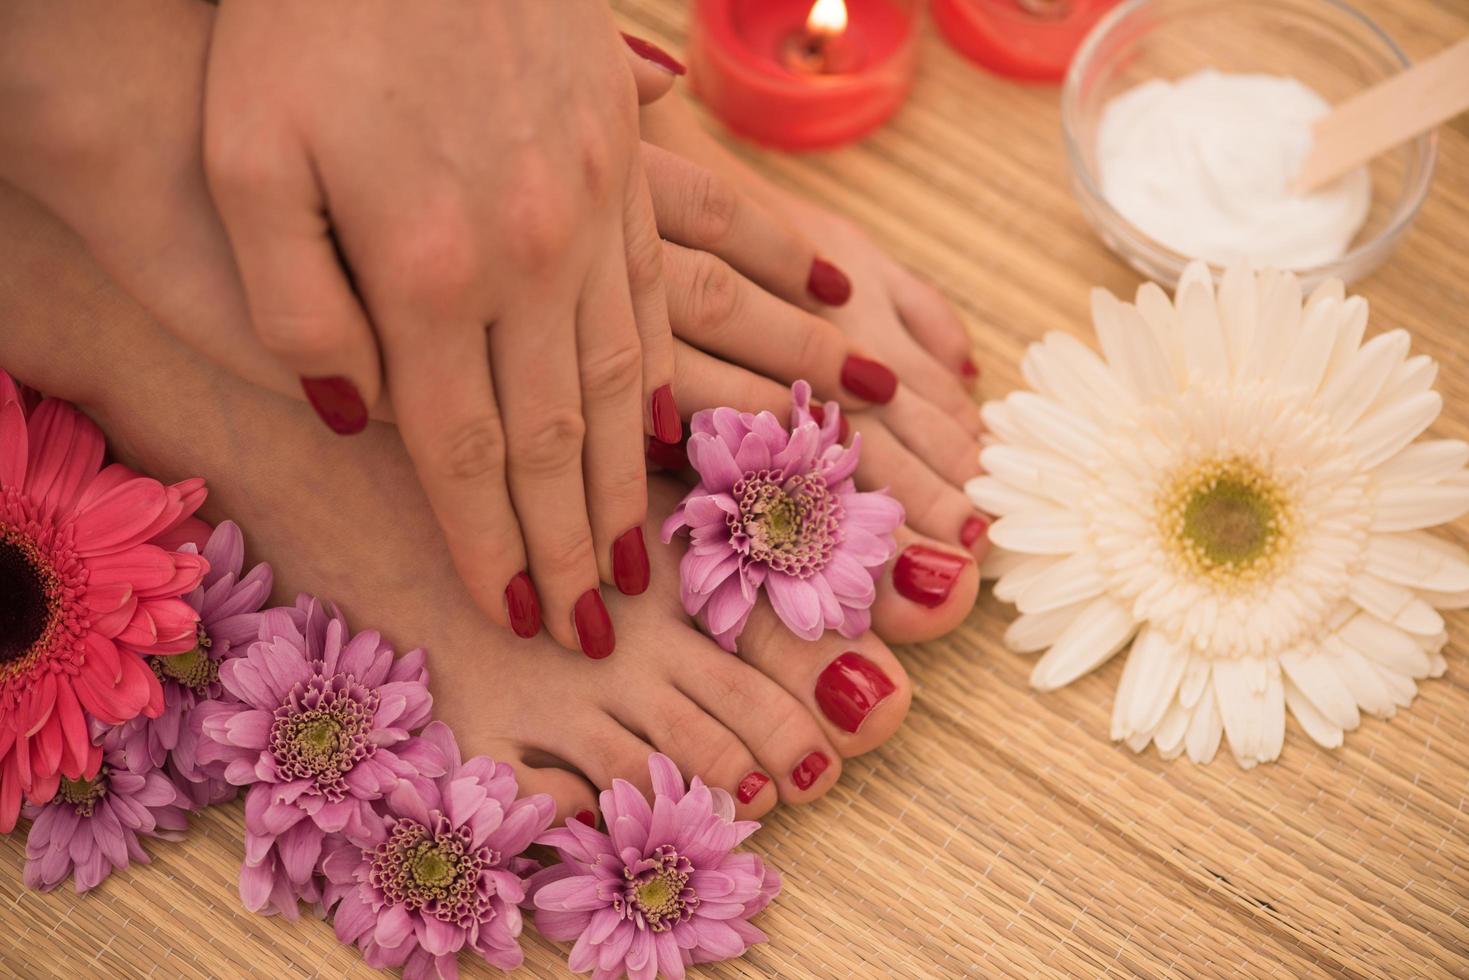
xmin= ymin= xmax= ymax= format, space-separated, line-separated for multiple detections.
xmin=1096 ymin=69 xmax=1370 ymax=270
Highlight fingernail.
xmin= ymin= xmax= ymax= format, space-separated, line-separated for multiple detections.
xmin=300 ymin=376 xmax=368 ymax=435
xmin=612 ymin=527 xmax=650 ymax=596
xmin=960 ymin=515 xmax=989 ymax=549
xmin=645 ymin=435 xmax=689 ymax=472
xmin=574 ymin=809 xmax=597 ymax=828
xmin=815 ymin=652 xmax=898 ymax=734
xmin=960 ymin=358 xmax=980 ymax=383
xmin=736 ymin=771 xmax=770 ymax=804
xmin=651 ymin=384 xmax=681 ymax=445
xmin=504 ymin=571 xmax=542 ymax=639
xmin=572 ymin=589 xmax=615 ymax=659
xmin=807 ymin=258 xmax=852 ymax=306
xmin=893 ymin=545 xmax=969 ymax=608
xmin=840 ymin=355 xmax=897 ymax=404
xmin=791 ymin=751 xmax=830 ymax=790
xmin=621 ymin=32 xmax=686 ymax=75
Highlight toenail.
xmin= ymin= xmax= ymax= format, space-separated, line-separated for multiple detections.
xmin=504 ymin=571 xmax=542 ymax=639
xmin=572 ymin=589 xmax=615 ymax=659
xmin=574 ymin=809 xmax=597 ymax=828
xmin=736 ymin=771 xmax=770 ymax=804
xmin=893 ymin=545 xmax=970 ymax=608
xmin=960 ymin=514 xmax=990 ymax=549
xmin=791 ymin=751 xmax=830 ymax=790
xmin=815 ymin=652 xmax=897 ymax=734
xmin=960 ymin=357 xmax=980 ymax=382
xmin=612 ymin=527 xmax=650 ymax=596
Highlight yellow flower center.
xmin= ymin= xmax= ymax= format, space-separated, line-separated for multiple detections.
xmin=1160 ymin=458 xmax=1294 ymax=587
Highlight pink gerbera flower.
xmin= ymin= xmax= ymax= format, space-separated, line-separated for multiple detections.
xmin=323 ymin=721 xmax=556 ymax=978
xmin=22 ymin=727 xmax=191 ymax=893
xmin=0 ymin=370 xmax=207 ymax=831
xmin=661 ymin=381 xmax=903 ymax=651
xmin=529 ymin=753 xmax=780 ymax=980
xmin=198 ymin=598 xmax=440 ymax=913
xmin=112 ymin=520 xmax=274 ymax=806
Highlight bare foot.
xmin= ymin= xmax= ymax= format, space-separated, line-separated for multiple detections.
xmin=0 ymin=187 xmax=979 ymax=824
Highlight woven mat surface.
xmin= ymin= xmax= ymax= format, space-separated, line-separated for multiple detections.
xmin=5 ymin=0 xmax=1469 ymax=976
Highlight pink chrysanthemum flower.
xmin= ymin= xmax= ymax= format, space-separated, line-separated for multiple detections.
xmin=198 ymin=598 xmax=440 ymax=912
xmin=529 ymin=753 xmax=780 ymax=980
xmin=0 ymin=370 xmax=207 ymax=831
xmin=21 ymin=727 xmax=191 ymax=893
xmin=323 ymin=721 xmax=556 ymax=978
xmin=112 ymin=520 xmax=273 ymax=806
xmin=661 ymin=381 xmax=902 ymax=651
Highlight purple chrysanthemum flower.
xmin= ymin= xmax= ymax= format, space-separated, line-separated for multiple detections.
xmin=22 ymin=727 xmax=191 ymax=893
xmin=529 ymin=753 xmax=780 ymax=980
xmin=661 ymin=381 xmax=903 ymax=651
xmin=197 ymin=597 xmax=441 ymax=915
xmin=322 ymin=721 xmax=555 ymax=978
xmin=112 ymin=521 xmax=273 ymax=806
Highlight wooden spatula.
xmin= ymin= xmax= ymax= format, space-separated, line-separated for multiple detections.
xmin=1294 ymin=37 xmax=1469 ymax=194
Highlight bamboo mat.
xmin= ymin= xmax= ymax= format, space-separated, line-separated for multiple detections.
xmin=4 ymin=0 xmax=1469 ymax=976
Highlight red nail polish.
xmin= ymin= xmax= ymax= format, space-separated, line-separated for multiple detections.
xmin=791 ymin=751 xmax=830 ymax=790
xmin=574 ymin=809 xmax=597 ymax=828
xmin=645 ymin=435 xmax=689 ymax=472
xmin=893 ymin=545 xmax=969 ymax=608
xmin=814 ymin=652 xmax=898 ymax=734
xmin=840 ymin=355 xmax=897 ymax=404
xmin=504 ymin=571 xmax=542 ymax=639
xmin=807 ymin=258 xmax=852 ymax=306
xmin=960 ymin=515 xmax=989 ymax=549
xmin=736 ymin=771 xmax=770 ymax=804
xmin=651 ymin=385 xmax=681 ymax=445
xmin=300 ymin=376 xmax=368 ymax=435
xmin=809 ymin=403 xmax=852 ymax=444
xmin=960 ymin=357 xmax=980 ymax=382
xmin=572 ymin=589 xmax=615 ymax=659
xmin=612 ymin=527 xmax=650 ymax=596
xmin=621 ymin=32 xmax=687 ymax=75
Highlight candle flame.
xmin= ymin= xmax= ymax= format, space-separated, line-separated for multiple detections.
xmin=806 ymin=0 xmax=848 ymax=37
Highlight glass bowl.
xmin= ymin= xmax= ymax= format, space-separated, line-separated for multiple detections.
xmin=1061 ymin=0 xmax=1437 ymax=290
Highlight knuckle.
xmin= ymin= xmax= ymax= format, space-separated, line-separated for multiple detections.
xmin=505 ymin=158 xmax=577 ymax=268
xmin=580 ymin=341 xmax=643 ymax=401
xmin=385 ymin=201 xmax=481 ymax=312
xmin=578 ymin=127 xmax=616 ymax=204
xmin=205 ymin=133 xmax=286 ymax=203
xmin=689 ymin=255 xmax=740 ymax=337
xmin=427 ymin=417 xmax=506 ymax=484
xmin=687 ymin=170 xmax=738 ymax=246
xmin=624 ymin=226 xmax=665 ymax=296
xmin=792 ymin=316 xmax=836 ymax=374
xmin=536 ymin=524 xmax=597 ymax=575
xmin=512 ymin=410 xmax=585 ymax=478
xmin=251 ymin=310 xmax=342 ymax=362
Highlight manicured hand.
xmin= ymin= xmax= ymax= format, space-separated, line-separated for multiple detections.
xmin=204 ymin=1 xmax=682 ymax=658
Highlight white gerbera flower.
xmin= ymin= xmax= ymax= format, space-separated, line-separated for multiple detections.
xmin=969 ymin=261 xmax=1468 ymax=768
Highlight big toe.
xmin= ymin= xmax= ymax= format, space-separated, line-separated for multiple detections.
xmin=872 ymin=527 xmax=980 ymax=644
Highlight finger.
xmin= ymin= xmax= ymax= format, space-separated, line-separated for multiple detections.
xmin=874 ymin=384 xmax=984 ymax=489
xmin=204 ymin=128 xmax=381 ymax=431
xmin=578 ymin=241 xmax=652 ymax=598
xmin=662 ymin=243 xmax=876 ymax=408
xmin=869 ymin=325 xmax=983 ymax=436
xmin=854 ymin=417 xmax=991 ymax=558
xmin=886 ymin=262 xmax=980 ymax=384
xmin=491 ymin=297 xmax=611 ymax=659
xmin=623 ymin=166 xmax=680 ymax=445
xmin=671 ymin=340 xmax=789 ymax=419
xmin=622 ymin=32 xmax=686 ymax=104
xmin=377 ymin=317 xmax=538 ymax=638
xmin=643 ymin=144 xmax=851 ymax=312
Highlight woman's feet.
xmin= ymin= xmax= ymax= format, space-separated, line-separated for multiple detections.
xmin=0 ymin=186 xmax=980 ymax=825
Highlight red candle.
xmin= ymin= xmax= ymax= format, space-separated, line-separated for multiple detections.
xmin=932 ymin=0 xmax=1120 ymax=82
xmin=689 ymin=0 xmax=920 ymax=151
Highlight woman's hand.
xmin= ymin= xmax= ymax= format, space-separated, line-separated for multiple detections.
xmin=204 ymin=1 xmax=679 ymax=658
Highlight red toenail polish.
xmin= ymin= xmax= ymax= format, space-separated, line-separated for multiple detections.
xmin=504 ymin=571 xmax=542 ymax=639
xmin=572 ymin=589 xmax=615 ymax=659
xmin=807 ymin=258 xmax=852 ymax=306
xmin=645 ymin=434 xmax=689 ymax=472
xmin=612 ymin=527 xmax=650 ymax=596
xmin=840 ymin=355 xmax=897 ymax=404
xmin=736 ymin=771 xmax=770 ymax=804
xmin=651 ymin=384 xmax=681 ymax=445
xmin=960 ymin=357 xmax=980 ymax=382
xmin=300 ymin=376 xmax=368 ymax=435
xmin=960 ymin=515 xmax=989 ymax=549
xmin=621 ymin=32 xmax=687 ymax=75
xmin=893 ymin=545 xmax=970 ymax=608
xmin=815 ymin=652 xmax=898 ymax=734
xmin=791 ymin=752 xmax=830 ymax=790
xmin=808 ymin=404 xmax=852 ymax=443
xmin=574 ymin=809 xmax=597 ymax=828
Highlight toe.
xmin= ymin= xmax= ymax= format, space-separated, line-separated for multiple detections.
xmin=873 ymin=527 xmax=981 ymax=644
xmin=502 ymin=753 xmax=600 ymax=829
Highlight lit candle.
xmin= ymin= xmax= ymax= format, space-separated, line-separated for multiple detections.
xmin=932 ymin=0 xmax=1120 ymax=82
xmin=689 ymin=0 xmax=920 ymax=151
